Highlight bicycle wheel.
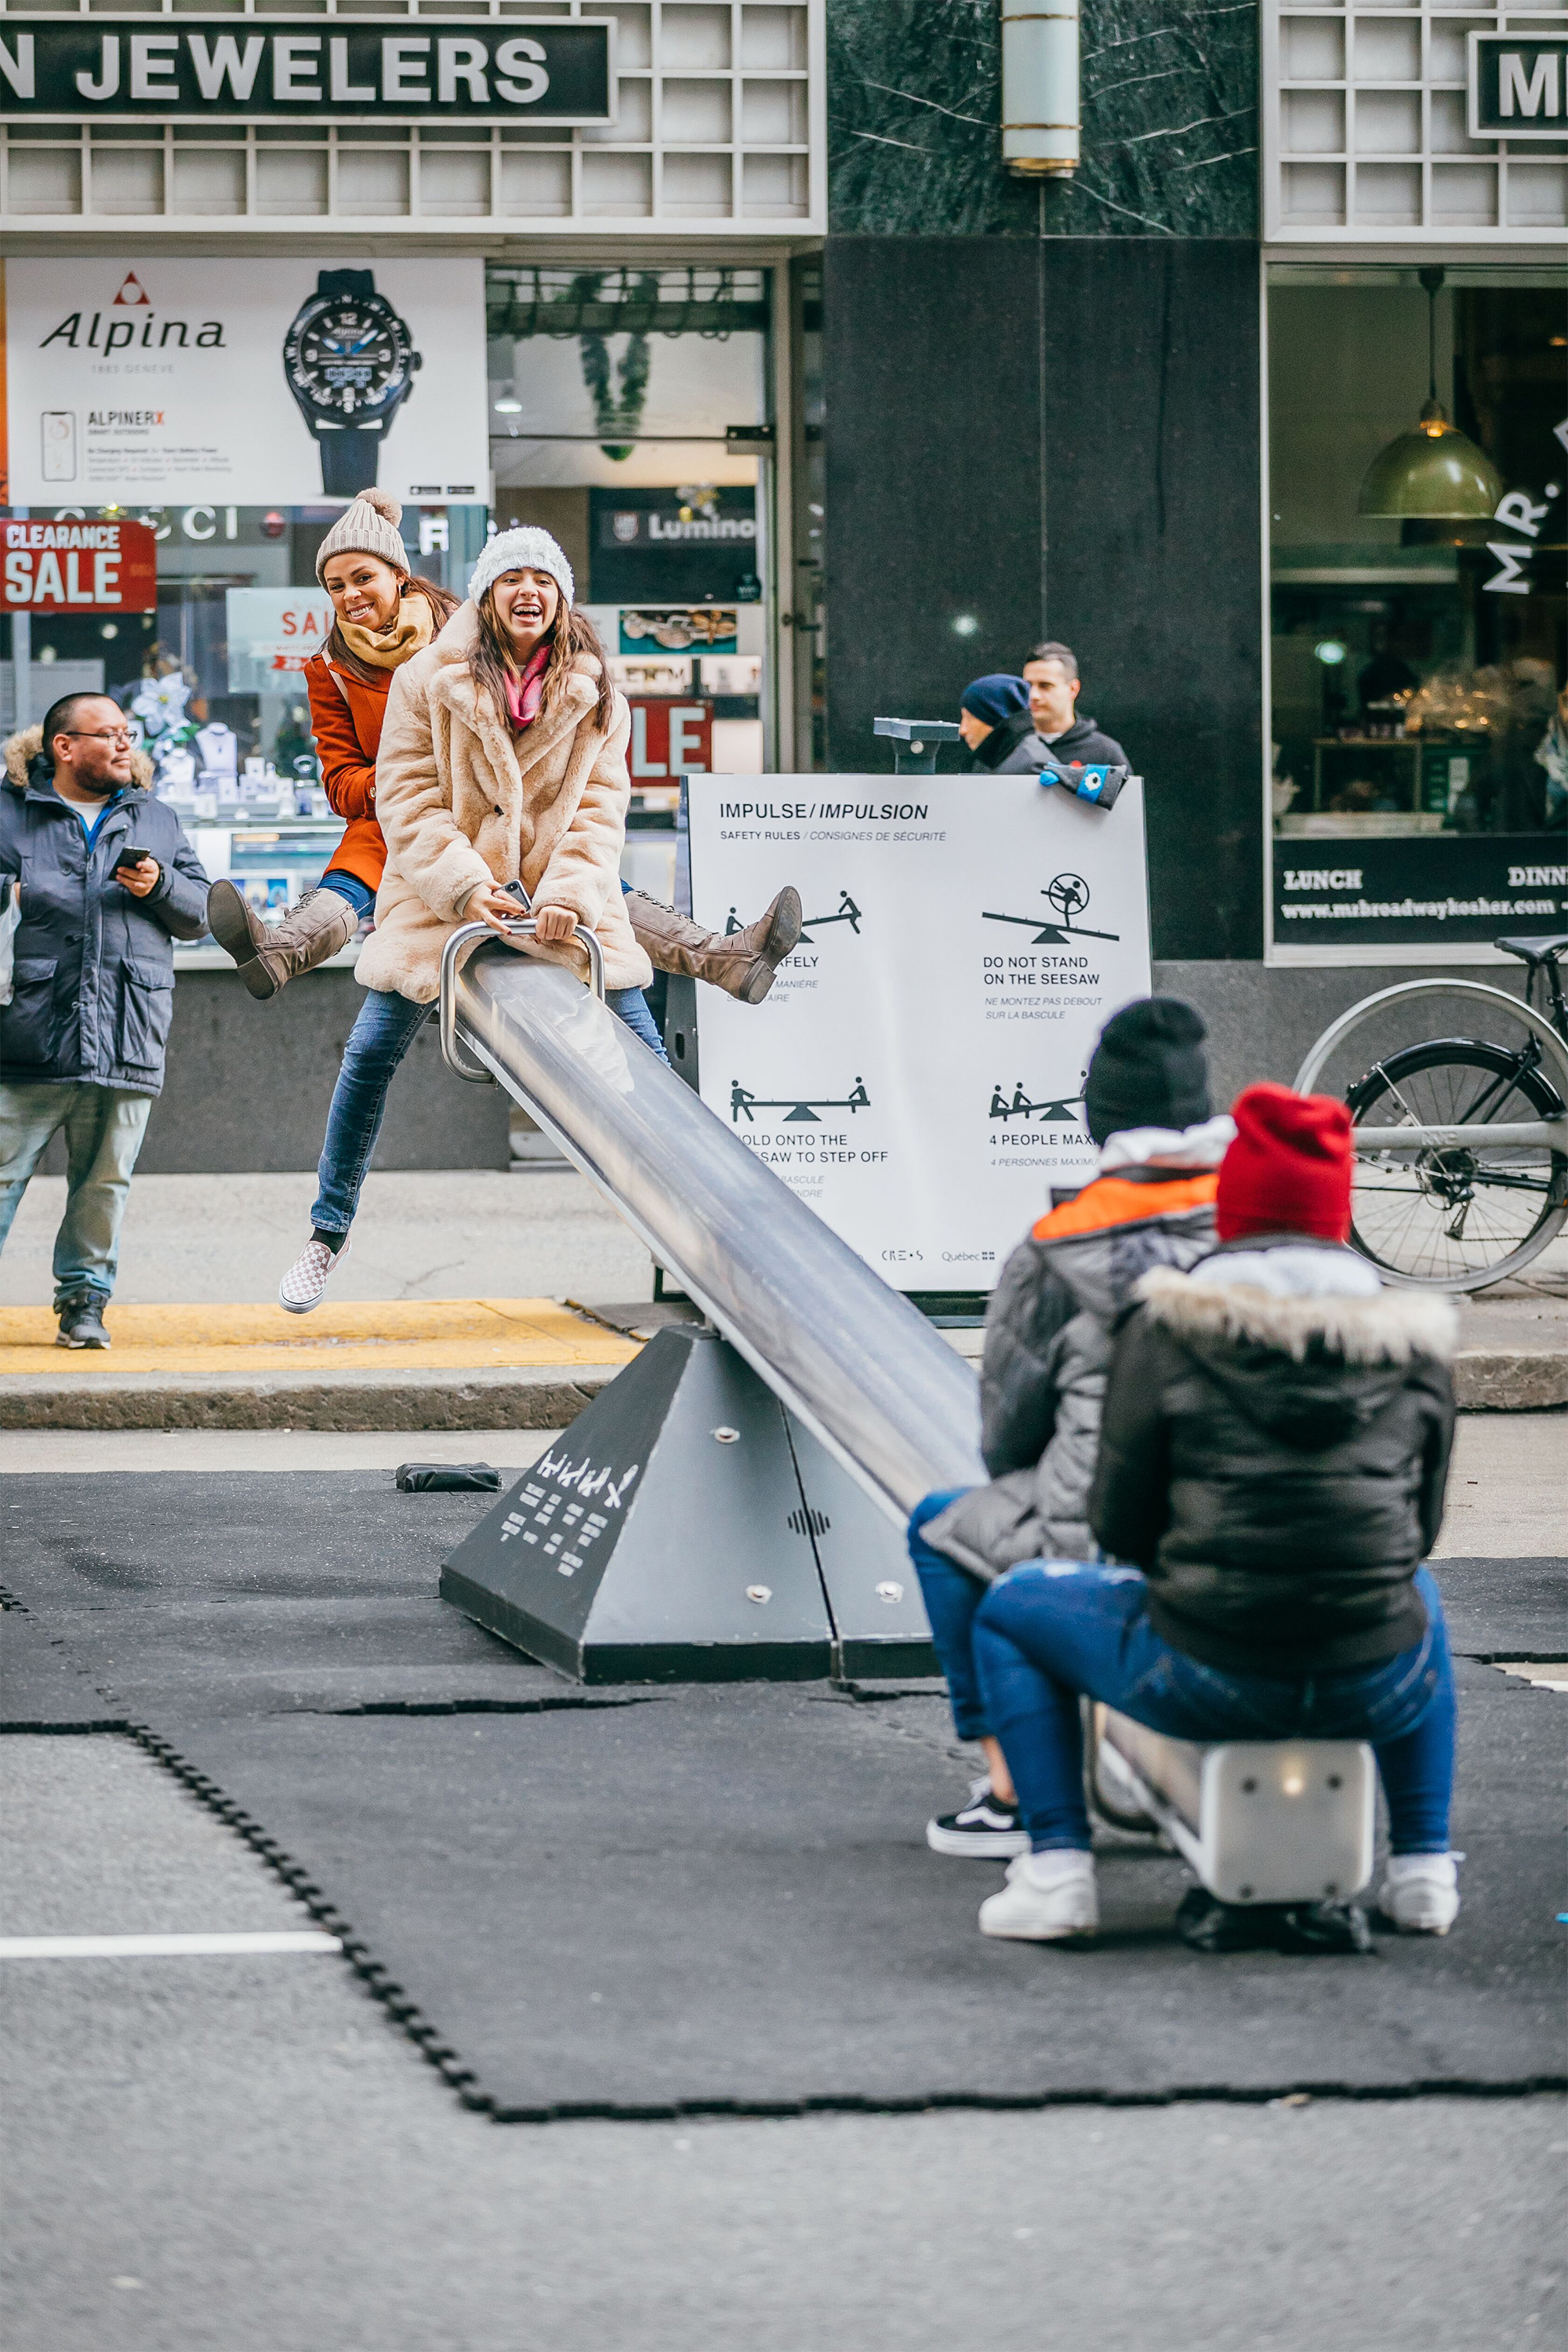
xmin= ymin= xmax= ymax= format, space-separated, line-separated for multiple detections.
xmin=1345 ymin=1037 xmax=1568 ymax=1291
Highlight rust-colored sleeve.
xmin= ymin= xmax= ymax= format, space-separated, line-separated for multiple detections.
xmin=304 ymin=660 xmax=378 ymax=822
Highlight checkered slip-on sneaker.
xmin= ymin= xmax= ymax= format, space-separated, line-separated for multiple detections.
xmin=278 ymin=1232 xmax=350 ymax=1315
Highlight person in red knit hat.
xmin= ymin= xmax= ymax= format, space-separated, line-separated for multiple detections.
xmin=949 ymin=1082 xmax=1462 ymax=1952
xmin=1214 ymin=1081 xmax=1353 ymax=1242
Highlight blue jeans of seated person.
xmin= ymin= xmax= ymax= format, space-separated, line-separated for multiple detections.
xmin=909 ymin=1488 xmax=1007 ymax=1745
xmin=310 ymin=975 xmax=667 ymax=1239
xmin=909 ymin=1490 xmax=1456 ymax=1858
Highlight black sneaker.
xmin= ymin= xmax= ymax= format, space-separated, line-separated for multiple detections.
xmin=56 ymin=1292 xmax=111 ymax=1348
xmin=927 ymin=1775 xmax=1029 ymax=1858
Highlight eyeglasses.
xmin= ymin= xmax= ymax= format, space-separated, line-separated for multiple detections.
xmin=60 ymin=728 xmax=136 ymax=746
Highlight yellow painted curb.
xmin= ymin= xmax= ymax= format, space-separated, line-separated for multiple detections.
xmin=0 ymin=1298 xmax=641 ymax=1379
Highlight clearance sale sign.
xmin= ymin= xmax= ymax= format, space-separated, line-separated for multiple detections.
xmin=2 ymin=514 xmax=158 ymax=615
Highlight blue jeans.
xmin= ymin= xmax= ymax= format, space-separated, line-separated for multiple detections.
xmin=909 ymin=1491 xmax=1456 ymax=1859
xmin=319 ymin=869 xmax=376 ymax=921
xmin=0 ymin=1080 xmax=153 ymax=1308
xmin=909 ymin=1488 xmax=998 ymax=1744
xmin=310 ymin=976 xmax=667 ymax=1239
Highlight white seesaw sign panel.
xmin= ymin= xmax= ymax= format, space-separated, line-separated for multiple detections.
xmin=686 ymin=776 xmax=1152 ymax=1291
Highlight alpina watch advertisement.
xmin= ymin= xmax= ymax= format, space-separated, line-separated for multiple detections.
xmin=2 ymin=256 xmax=486 ymax=506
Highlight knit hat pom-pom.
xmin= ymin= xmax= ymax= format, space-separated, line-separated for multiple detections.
xmin=314 ymin=486 xmax=410 ymax=583
xmin=356 ymin=487 xmax=404 ymax=528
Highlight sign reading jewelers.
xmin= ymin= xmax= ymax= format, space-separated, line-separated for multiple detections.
xmin=685 ymin=778 xmax=1153 ymax=1293
xmin=2 ymin=259 xmax=488 ymax=506
xmin=0 ymin=16 xmax=613 ymax=124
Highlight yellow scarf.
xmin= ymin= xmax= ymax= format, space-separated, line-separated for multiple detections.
xmin=337 ymin=593 xmax=434 ymax=671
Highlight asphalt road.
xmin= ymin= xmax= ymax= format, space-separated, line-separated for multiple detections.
xmin=2 ymin=1737 xmax=1562 ymax=2352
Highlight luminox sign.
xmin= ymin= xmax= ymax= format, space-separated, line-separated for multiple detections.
xmin=1468 ymin=31 xmax=1568 ymax=140
xmin=0 ymin=15 xmax=615 ymax=125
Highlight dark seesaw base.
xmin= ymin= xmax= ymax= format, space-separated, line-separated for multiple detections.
xmin=439 ymin=1325 xmax=938 ymax=1684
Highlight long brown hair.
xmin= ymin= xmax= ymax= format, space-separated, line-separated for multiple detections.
xmin=325 ymin=574 xmax=459 ymax=686
xmin=470 ymin=588 xmax=615 ymax=735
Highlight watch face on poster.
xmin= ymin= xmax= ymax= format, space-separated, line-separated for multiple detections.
xmin=283 ymin=272 xmax=423 ymax=492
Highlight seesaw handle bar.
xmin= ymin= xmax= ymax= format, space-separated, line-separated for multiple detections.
xmin=440 ymin=916 xmax=607 ymax=1087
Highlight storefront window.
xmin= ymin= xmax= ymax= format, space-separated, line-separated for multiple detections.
xmin=1268 ymin=266 xmax=1567 ymax=956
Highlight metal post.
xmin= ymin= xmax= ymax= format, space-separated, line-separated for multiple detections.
xmin=872 ymin=716 xmax=964 ymax=775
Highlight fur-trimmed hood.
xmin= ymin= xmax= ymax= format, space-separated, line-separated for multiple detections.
xmin=1136 ymin=1247 xmax=1456 ymax=1451
xmin=4 ymin=723 xmax=156 ymax=796
xmin=1137 ymin=1258 xmax=1457 ymax=1367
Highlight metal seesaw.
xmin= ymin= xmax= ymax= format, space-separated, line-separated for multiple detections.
xmin=430 ymin=905 xmax=1388 ymax=1925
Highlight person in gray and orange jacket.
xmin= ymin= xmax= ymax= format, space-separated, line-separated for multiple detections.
xmin=906 ymin=1000 xmax=1233 ymax=1862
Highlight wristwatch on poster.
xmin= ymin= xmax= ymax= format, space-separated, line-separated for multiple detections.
xmin=282 ymin=270 xmax=423 ymax=499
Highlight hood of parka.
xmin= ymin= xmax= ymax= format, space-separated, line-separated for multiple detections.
xmin=1136 ymin=1248 xmax=1458 ymax=1452
xmin=4 ymin=723 xmax=156 ymax=797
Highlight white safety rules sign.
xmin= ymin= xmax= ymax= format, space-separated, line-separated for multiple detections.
xmin=687 ymin=776 xmax=1152 ymax=1292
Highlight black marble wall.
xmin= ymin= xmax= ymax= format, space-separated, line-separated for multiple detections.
xmin=822 ymin=234 xmax=1264 ymax=963
xmin=829 ymin=0 xmax=1259 ymax=240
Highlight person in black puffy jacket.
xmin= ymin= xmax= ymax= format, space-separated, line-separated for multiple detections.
xmin=961 ymin=1083 xmax=1463 ymax=1948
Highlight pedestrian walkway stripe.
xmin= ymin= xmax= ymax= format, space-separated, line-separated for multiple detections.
xmin=0 ymin=1297 xmax=641 ymax=1377
xmin=0 ymin=1930 xmax=343 ymax=1959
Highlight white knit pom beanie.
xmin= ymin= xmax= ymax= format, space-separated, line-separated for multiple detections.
xmin=468 ymin=526 xmax=575 ymax=612
xmin=314 ymin=488 xmax=411 ymax=584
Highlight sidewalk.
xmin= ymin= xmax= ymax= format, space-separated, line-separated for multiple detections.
xmin=1 ymin=1173 xmax=1563 ymax=1427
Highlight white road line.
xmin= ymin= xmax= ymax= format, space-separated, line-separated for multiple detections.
xmin=0 ymin=1931 xmax=343 ymax=1959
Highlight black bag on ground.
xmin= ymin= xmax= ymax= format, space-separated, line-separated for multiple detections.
xmin=395 ymin=1463 xmax=501 ymax=1493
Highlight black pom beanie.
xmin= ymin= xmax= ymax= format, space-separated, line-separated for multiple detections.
xmin=1082 ymin=997 xmax=1211 ymax=1147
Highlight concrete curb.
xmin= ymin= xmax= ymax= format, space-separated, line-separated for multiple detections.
xmin=2 ymin=1350 xmax=1561 ymax=1429
xmin=1453 ymin=1351 xmax=1568 ymax=1412
xmin=0 ymin=1364 xmax=626 ymax=1432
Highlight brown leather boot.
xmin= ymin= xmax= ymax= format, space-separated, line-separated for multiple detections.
xmin=207 ymin=879 xmax=358 ymax=1001
xmin=624 ymin=886 xmax=802 ymax=1005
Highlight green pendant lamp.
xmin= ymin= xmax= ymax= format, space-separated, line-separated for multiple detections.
xmin=1357 ymin=268 xmax=1504 ymax=521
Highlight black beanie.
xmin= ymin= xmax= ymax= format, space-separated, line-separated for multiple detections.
xmin=1082 ymin=997 xmax=1211 ymax=1147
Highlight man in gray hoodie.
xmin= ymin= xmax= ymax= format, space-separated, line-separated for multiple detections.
xmin=908 ymin=999 xmax=1233 ymax=1857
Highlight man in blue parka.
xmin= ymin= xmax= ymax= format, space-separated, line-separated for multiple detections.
xmin=1 ymin=692 xmax=209 ymax=1346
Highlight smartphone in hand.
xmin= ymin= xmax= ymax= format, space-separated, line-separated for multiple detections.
xmin=112 ymin=846 xmax=151 ymax=873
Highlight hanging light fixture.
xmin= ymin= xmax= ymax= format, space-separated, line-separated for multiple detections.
xmin=1357 ymin=268 xmax=1504 ymax=520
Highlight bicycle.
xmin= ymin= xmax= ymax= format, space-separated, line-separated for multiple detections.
xmin=1293 ymin=934 xmax=1568 ymax=1294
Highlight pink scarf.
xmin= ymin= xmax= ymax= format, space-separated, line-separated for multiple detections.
xmin=503 ymin=641 xmax=552 ymax=734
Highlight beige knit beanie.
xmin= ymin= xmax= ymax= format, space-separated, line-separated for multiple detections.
xmin=314 ymin=488 xmax=410 ymax=585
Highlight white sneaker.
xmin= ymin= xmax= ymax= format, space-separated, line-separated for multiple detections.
xmin=1377 ymin=1853 xmax=1460 ymax=1936
xmin=278 ymin=1232 xmax=350 ymax=1315
xmin=978 ymin=1849 xmax=1098 ymax=1942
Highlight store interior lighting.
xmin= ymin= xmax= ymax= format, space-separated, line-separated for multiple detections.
xmin=1356 ymin=268 xmax=1504 ymax=523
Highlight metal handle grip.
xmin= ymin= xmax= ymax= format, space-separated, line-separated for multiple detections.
xmin=439 ymin=915 xmax=606 ymax=1085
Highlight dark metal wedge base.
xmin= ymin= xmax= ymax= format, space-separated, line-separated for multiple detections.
xmin=439 ymin=1325 xmax=935 ymax=1683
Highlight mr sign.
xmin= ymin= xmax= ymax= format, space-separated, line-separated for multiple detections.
xmin=1468 ymin=33 xmax=1568 ymax=139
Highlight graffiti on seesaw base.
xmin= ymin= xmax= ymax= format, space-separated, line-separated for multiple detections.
xmin=731 ymin=1076 xmax=871 ymax=1124
xmin=983 ymin=872 xmax=1120 ymax=947
xmin=989 ymin=1080 xmax=1085 ymax=1125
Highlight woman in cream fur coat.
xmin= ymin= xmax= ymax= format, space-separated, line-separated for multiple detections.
xmin=276 ymin=526 xmax=662 ymax=1315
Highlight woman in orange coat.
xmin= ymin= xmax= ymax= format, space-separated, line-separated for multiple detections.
xmin=207 ymin=492 xmax=458 ymax=995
